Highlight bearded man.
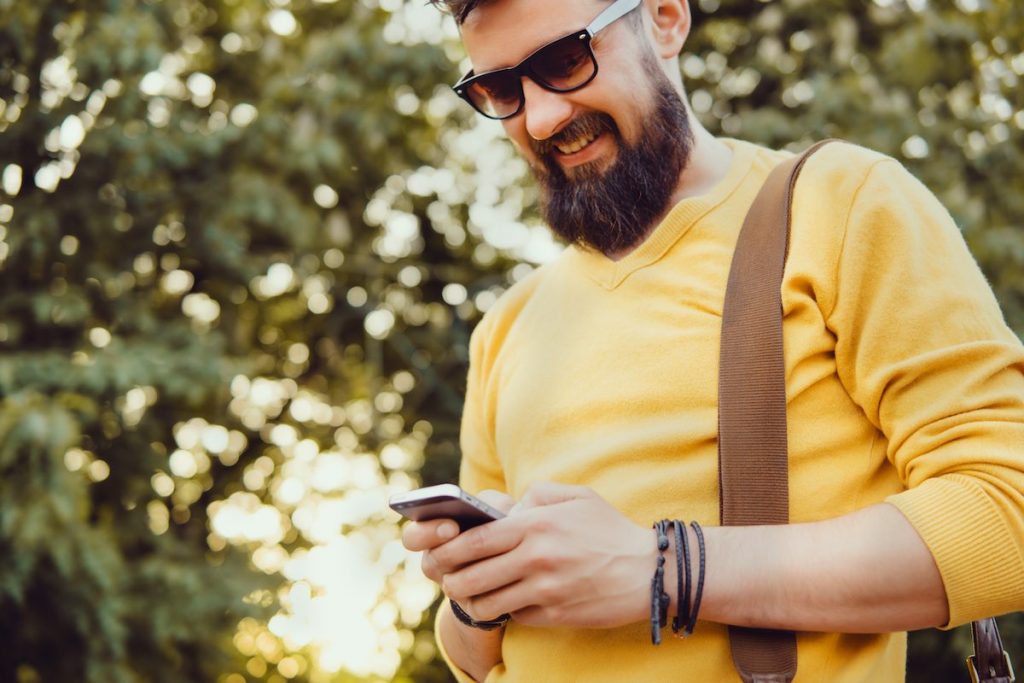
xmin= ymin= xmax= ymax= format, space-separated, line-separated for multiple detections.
xmin=401 ymin=0 xmax=1024 ymax=681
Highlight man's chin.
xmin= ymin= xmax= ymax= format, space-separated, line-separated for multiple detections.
xmin=562 ymin=156 xmax=614 ymax=182
xmin=531 ymin=68 xmax=694 ymax=257
xmin=536 ymin=153 xmax=612 ymax=185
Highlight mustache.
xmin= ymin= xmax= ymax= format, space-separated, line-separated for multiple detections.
xmin=529 ymin=113 xmax=616 ymax=158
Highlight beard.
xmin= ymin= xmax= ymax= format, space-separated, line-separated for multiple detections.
xmin=529 ymin=65 xmax=694 ymax=256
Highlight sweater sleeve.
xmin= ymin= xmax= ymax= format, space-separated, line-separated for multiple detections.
xmin=433 ymin=317 xmax=509 ymax=682
xmin=458 ymin=314 xmax=508 ymax=496
xmin=826 ymin=158 xmax=1024 ymax=628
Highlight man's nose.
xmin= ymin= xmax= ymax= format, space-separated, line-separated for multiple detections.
xmin=521 ymin=77 xmax=573 ymax=142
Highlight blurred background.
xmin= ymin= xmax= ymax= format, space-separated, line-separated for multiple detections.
xmin=0 ymin=0 xmax=1021 ymax=681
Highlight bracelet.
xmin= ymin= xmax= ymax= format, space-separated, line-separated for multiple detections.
xmin=685 ymin=521 xmax=706 ymax=636
xmin=650 ymin=519 xmax=671 ymax=645
xmin=671 ymin=519 xmax=691 ymax=637
xmin=449 ymin=599 xmax=510 ymax=631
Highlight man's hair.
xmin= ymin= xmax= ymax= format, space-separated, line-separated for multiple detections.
xmin=428 ymin=0 xmax=622 ymax=25
xmin=427 ymin=0 xmax=487 ymax=24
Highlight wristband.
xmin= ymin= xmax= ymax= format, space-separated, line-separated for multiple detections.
xmin=685 ymin=520 xmax=706 ymax=636
xmin=671 ymin=519 xmax=691 ymax=637
xmin=650 ymin=519 xmax=671 ymax=645
xmin=449 ymin=599 xmax=510 ymax=631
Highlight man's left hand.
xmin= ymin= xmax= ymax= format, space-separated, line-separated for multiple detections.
xmin=427 ymin=482 xmax=654 ymax=629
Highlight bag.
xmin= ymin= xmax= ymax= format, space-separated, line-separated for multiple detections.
xmin=718 ymin=140 xmax=1015 ymax=683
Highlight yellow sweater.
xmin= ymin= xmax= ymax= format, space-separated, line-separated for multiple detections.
xmin=437 ymin=139 xmax=1024 ymax=682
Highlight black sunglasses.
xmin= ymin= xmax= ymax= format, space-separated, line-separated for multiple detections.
xmin=453 ymin=0 xmax=643 ymax=120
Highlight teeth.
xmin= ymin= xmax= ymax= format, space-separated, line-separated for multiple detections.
xmin=556 ymin=130 xmax=599 ymax=155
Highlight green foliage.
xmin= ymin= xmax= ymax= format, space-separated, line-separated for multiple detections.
xmin=0 ymin=0 xmax=498 ymax=680
xmin=685 ymin=0 xmax=1024 ymax=334
xmin=0 ymin=0 xmax=1021 ymax=681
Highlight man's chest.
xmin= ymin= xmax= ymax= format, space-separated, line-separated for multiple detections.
xmin=480 ymin=257 xmax=893 ymax=522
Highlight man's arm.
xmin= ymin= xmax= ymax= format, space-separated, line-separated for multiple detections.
xmin=435 ymin=483 xmax=949 ymax=633
xmin=693 ymin=502 xmax=948 ymax=632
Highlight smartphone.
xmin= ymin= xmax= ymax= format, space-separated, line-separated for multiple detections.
xmin=389 ymin=484 xmax=506 ymax=531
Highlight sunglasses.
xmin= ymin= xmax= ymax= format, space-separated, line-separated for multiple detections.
xmin=453 ymin=0 xmax=643 ymax=120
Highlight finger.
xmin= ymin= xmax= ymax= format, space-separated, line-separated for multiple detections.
xmin=442 ymin=546 xmax=530 ymax=603
xmin=479 ymin=580 xmax=573 ymax=627
xmin=402 ymin=518 xmax=460 ymax=552
xmin=421 ymin=548 xmax=441 ymax=583
xmin=458 ymin=580 xmax=533 ymax=622
xmin=422 ymin=546 xmax=461 ymax=584
xmin=514 ymin=481 xmax=594 ymax=513
xmin=475 ymin=489 xmax=516 ymax=515
xmin=430 ymin=515 xmax=525 ymax=568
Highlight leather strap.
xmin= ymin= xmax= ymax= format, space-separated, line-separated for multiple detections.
xmin=719 ymin=140 xmax=1013 ymax=683
xmin=718 ymin=140 xmax=832 ymax=683
xmin=969 ymin=618 xmax=1014 ymax=683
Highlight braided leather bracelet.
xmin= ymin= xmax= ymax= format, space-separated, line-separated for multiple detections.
xmin=685 ymin=521 xmax=706 ymax=636
xmin=671 ymin=519 xmax=692 ymax=637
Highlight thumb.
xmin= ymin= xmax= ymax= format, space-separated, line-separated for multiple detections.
xmin=512 ymin=481 xmax=593 ymax=514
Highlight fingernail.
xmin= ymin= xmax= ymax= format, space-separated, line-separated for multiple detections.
xmin=438 ymin=523 xmax=457 ymax=539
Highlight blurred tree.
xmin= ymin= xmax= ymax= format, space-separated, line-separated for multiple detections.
xmin=0 ymin=0 xmax=1020 ymax=682
xmin=0 ymin=0 xmax=515 ymax=680
xmin=684 ymin=0 xmax=1024 ymax=334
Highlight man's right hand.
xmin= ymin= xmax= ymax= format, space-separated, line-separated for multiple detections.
xmin=400 ymin=489 xmax=517 ymax=587
xmin=400 ymin=489 xmax=515 ymax=682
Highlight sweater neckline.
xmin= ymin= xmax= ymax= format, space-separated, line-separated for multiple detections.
xmin=568 ymin=138 xmax=756 ymax=290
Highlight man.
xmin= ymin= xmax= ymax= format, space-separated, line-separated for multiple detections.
xmin=401 ymin=0 xmax=1024 ymax=680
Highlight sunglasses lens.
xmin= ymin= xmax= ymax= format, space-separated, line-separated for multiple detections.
xmin=457 ymin=34 xmax=596 ymax=119
xmin=530 ymin=35 xmax=595 ymax=90
xmin=466 ymin=72 xmax=522 ymax=119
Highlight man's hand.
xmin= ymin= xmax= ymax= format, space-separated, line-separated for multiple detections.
xmin=401 ymin=490 xmax=516 ymax=683
xmin=427 ymin=482 xmax=654 ymax=629
xmin=401 ymin=488 xmax=517 ymax=587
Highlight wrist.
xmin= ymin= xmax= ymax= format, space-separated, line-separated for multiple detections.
xmin=438 ymin=601 xmax=504 ymax=683
xmin=648 ymin=520 xmax=708 ymax=643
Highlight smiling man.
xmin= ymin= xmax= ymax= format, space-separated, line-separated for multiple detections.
xmin=401 ymin=0 xmax=1024 ymax=681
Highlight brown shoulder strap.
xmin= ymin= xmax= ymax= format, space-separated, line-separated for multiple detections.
xmin=718 ymin=139 xmax=1012 ymax=683
xmin=969 ymin=618 xmax=1014 ymax=683
xmin=717 ymin=139 xmax=831 ymax=683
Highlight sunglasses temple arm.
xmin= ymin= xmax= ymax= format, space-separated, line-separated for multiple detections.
xmin=453 ymin=71 xmax=475 ymax=92
xmin=585 ymin=0 xmax=643 ymax=36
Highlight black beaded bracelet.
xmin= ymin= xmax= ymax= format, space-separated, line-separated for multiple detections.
xmin=685 ymin=521 xmax=706 ymax=636
xmin=671 ymin=519 xmax=691 ymax=637
xmin=650 ymin=519 xmax=671 ymax=645
xmin=450 ymin=599 xmax=510 ymax=631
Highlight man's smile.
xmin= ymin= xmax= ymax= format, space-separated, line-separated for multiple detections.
xmin=553 ymin=130 xmax=613 ymax=169
xmin=555 ymin=128 xmax=602 ymax=155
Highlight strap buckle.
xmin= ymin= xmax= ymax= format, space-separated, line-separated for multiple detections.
xmin=967 ymin=650 xmax=1015 ymax=683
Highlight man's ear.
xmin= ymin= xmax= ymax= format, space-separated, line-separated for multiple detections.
xmin=643 ymin=0 xmax=691 ymax=60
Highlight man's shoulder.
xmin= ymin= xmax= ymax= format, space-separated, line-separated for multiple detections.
xmin=714 ymin=138 xmax=900 ymax=218
xmin=734 ymin=137 xmax=913 ymax=218
xmin=733 ymin=137 xmax=895 ymax=178
xmin=469 ymin=257 xmax=561 ymax=346
xmin=802 ymin=139 xmax=897 ymax=183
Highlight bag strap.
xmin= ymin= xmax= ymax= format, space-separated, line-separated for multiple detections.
xmin=969 ymin=618 xmax=1015 ymax=683
xmin=717 ymin=139 xmax=831 ymax=683
xmin=717 ymin=140 xmax=1013 ymax=683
